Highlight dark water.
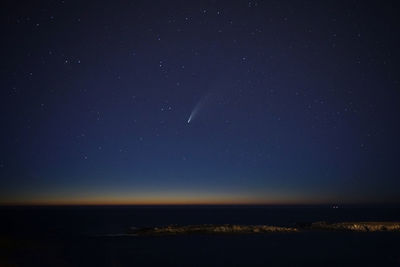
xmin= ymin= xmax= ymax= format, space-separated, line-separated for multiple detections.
xmin=1 ymin=205 xmax=400 ymax=266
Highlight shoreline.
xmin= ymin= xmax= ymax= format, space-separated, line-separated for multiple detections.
xmin=128 ymin=222 xmax=400 ymax=236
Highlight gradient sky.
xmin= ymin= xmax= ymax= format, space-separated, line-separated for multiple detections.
xmin=1 ymin=0 xmax=400 ymax=205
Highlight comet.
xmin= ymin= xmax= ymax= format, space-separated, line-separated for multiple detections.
xmin=187 ymin=98 xmax=203 ymax=124
xmin=187 ymin=91 xmax=215 ymax=124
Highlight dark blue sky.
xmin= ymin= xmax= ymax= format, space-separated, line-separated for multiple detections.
xmin=1 ymin=1 xmax=399 ymax=204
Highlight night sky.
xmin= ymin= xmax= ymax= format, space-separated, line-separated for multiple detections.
xmin=1 ymin=1 xmax=400 ymax=205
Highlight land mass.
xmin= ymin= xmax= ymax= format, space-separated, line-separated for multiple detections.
xmin=129 ymin=222 xmax=400 ymax=236
xmin=310 ymin=221 xmax=400 ymax=232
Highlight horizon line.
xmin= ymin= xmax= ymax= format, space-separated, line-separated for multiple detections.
xmin=1 ymin=202 xmax=399 ymax=207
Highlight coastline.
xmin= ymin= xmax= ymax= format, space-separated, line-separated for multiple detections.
xmin=129 ymin=222 xmax=400 ymax=236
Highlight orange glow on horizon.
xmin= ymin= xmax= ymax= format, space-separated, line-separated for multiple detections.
xmin=0 ymin=196 xmax=330 ymax=206
xmin=0 ymin=189 xmax=339 ymax=206
xmin=0 ymin=197 xmax=316 ymax=206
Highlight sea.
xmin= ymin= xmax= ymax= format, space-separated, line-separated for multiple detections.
xmin=1 ymin=205 xmax=400 ymax=266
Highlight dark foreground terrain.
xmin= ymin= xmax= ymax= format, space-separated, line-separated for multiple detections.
xmin=130 ymin=222 xmax=400 ymax=236
xmin=1 ymin=205 xmax=400 ymax=266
